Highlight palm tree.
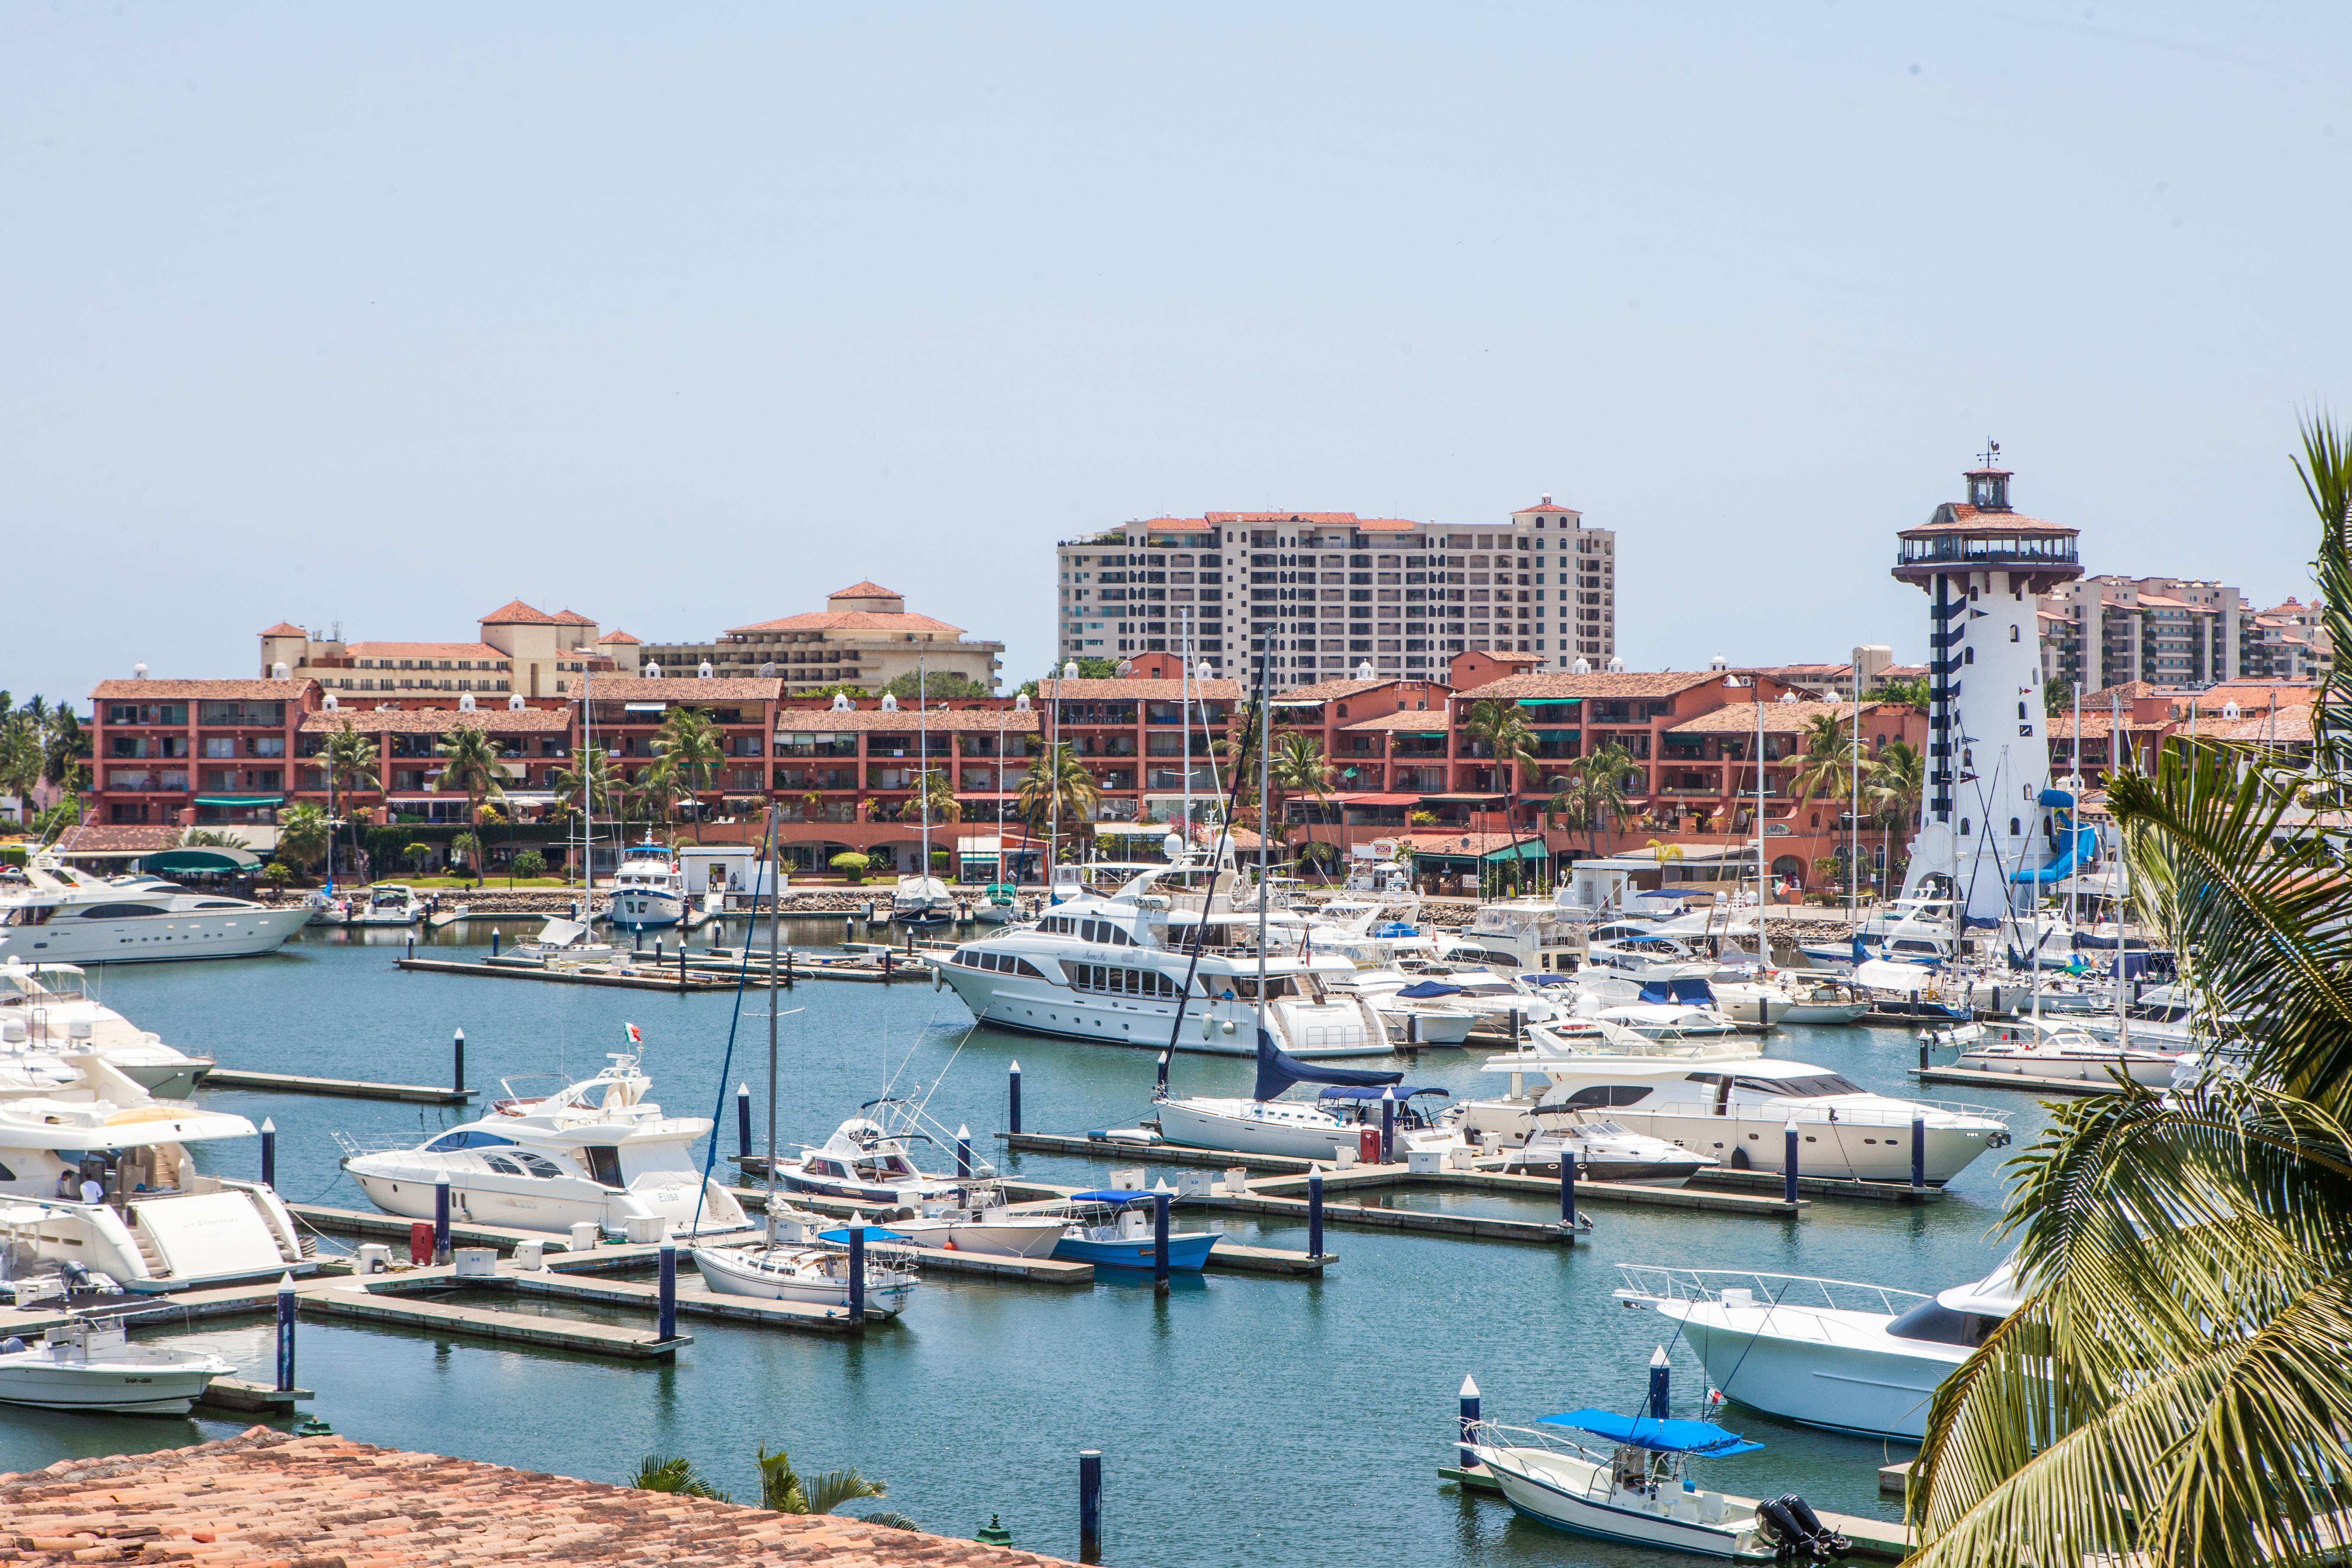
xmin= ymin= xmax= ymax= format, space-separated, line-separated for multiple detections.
xmin=552 ymin=746 xmax=622 ymax=825
xmin=40 ymin=706 xmax=87 ymax=795
xmin=276 ymin=802 xmax=331 ymax=879
xmin=1269 ymin=732 xmax=1336 ymax=830
xmin=431 ymin=725 xmax=509 ymax=887
xmin=1865 ymin=740 xmax=1923 ymax=895
xmin=321 ymin=722 xmax=381 ymax=885
xmin=754 ymin=1444 xmax=917 ymax=1529
xmin=634 ymin=756 xmax=680 ymax=835
xmin=652 ymin=707 xmax=725 ymax=842
xmin=0 ymin=715 xmax=41 ymax=816
xmin=1460 ymin=698 xmax=1537 ymax=828
xmin=1017 ymin=743 xmax=1098 ymax=849
xmin=917 ymin=766 xmax=961 ymax=826
xmin=632 ymin=1455 xmax=726 ymax=1500
xmin=1905 ymin=415 xmax=2352 ymax=1568
xmin=1787 ymin=711 xmax=1855 ymax=813
xmin=1549 ymin=743 xmax=1634 ymax=856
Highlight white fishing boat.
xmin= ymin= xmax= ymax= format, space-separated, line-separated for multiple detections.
xmin=1156 ymin=1060 xmax=1444 ymax=1163
xmin=339 ymin=1037 xmax=749 ymax=1238
xmin=1615 ymin=1261 xmax=2023 ymax=1440
xmin=768 ymin=1116 xmax=983 ymax=1206
xmin=887 ymin=1184 xmax=1067 ymax=1258
xmin=607 ymin=846 xmax=686 ymax=930
xmin=1934 ymin=1017 xmax=2189 ymax=1087
xmin=692 ymin=1226 xmax=919 ymax=1318
xmin=1490 ymin=1113 xmax=1719 ymax=1187
xmin=0 ymin=1314 xmax=235 ymax=1414
xmin=343 ymin=883 xmax=423 ymax=927
xmin=0 ymin=961 xmax=213 ymax=1099
xmin=488 ymin=916 xmax=614 ymax=968
xmin=1324 ymin=970 xmax=1477 ymax=1046
xmin=0 ymin=852 xmax=310 ymax=965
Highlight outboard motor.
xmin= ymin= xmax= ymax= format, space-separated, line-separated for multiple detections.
xmin=1759 ymin=1492 xmax=1850 ymax=1561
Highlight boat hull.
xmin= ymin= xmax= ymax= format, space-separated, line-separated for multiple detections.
xmin=1663 ymin=1306 xmax=1955 ymax=1440
xmin=690 ymin=1247 xmax=914 ymax=1317
xmin=114 ymin=1059 xmax=211 ymax=1100
xmin=1154 ymin=1099 xmax=1356 ymax=1161
xmin=0 ymin=1359 xmax=222 ymax=1415
xmin=0 ymin=905 xmax=311 ymax=965
xmin=608 ymin=890 xmax=685 ymax=930
xmin=1472 ymin=1443 xmax=1770 ymax=1560
xmin=936 ymin=967 xmax=1394 ymax=1058
xmin=1957 ymin=1047 xmax=2178 ymax=1087
xmin=887 ymin=1218 xmax=1066 ymax=1258
xmin=1608 ymin=1109 xmax=1993 ymax=1184
xmin=348 ymin=1168 xmax=744 ymax=1238
xmin=1052 ymin=1231 xmax=1219 ymax=1271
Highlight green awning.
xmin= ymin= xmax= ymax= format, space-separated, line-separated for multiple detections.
xmin=194 ymin=795 xmax=283 ymax=807
xmin=1516 ymin=697 xmax=1581 ymax=708
xmin=1535 ymin=729 xmax=1580 ymax=741
xmin=140 ymin=847 xmax=263 ymax=873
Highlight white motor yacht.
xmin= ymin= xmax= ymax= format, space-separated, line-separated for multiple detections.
xmin=1706 ymin=953 xmax=1869 ymax=1027
xmin=340 ymin=1047 xmax=748 ymax=1237
xmin=935 ymin=865 xmax=1394 ymax=1057
xmin=607 ymin=847 xmax=686 ymax=930
xmin=1934 ymin=1017 xmax=2190 ymax=1087
xmin=1615 ymin=1260 xmax=2024 ymax=1440
xmin=1157 ymin=1081 xmax=1447 ymax=1162
xmin=1390 ymin=961 xmax=1572 ymax=1042
xmin=1567 ymin=972 xmax=1746 ymax=1041
xmin=1456 ymin=1107 xmax=1719 ymax=1187
xmin=0 ymin=1084 xmax=312 ymax=1290
xmin=0 ymin=961 xmax=213 ymax=1099
xmin=886 ymin=1184 xmax=1067 ymax=1258
xmin=343 ymin=883 xmax=423 ymax=927
xmin=1324 ymin=969 xmax=1476 ymax=1046
xmin=487 ymin=916 xmax=614 ymax=969
xmin=692 ymin=1222 xmax=919 ymax=1318
xmin=0 ymin=853 xmax=309 ymax=965
xmin=1461 ymin=889 xmax=1596 ymax=975
xmin=0 ymin=1314 xmax=235 ymax=1414
xmin=768 ymin=1116 xmax=984 ymax=1207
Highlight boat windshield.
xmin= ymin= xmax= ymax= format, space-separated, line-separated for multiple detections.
xmin=1885 ymin=1298 xmax=2005 ymax=1347
xmin=1683 ymin=1070 xmax=1868 ymax=1099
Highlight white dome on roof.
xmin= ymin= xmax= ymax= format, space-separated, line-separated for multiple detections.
xmin=1572 ymin=657 xmax=1591 ymax=674
xmin=508 ymin=693 xmax=525 ymax=710
xmin=1356 ymin=661 xmax=1375 ymax=680
xmin=880 ymin=692 xmax=899 ymax=712
xmin=645 ymin=661 xmax=662 ymax=679
xmin=831 ymin=692 xmax=853 ymax=711
xmin=1015 ymin=692 xmax=1032 ymax=712
xmin=459 ymin=693 xmax=477 ymax=712
xmin=322 ymin=692 xmax=339 ymax=710
xmin=1063 ymin=661 xmax=1079 ymax=680
xmin=698 ymin=661 xmax=713 ymax=679
xmin=1606 ymin=656 xmax=1626 ymax=673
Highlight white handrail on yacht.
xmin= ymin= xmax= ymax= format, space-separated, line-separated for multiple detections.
xmin=1593 ymin=1096 xmax=2011 ymax=1131
xmin=1614 ymin=1264 xmax=1932 ymax=1318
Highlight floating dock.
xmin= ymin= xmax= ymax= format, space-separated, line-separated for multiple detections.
xmin=1910 ymin=1064 xmax=2122 ymax=1097
xmin=683 ymin=951 xmax=928 ymax=983
xmin=394 ymin=956 xmax=737 ymax=991
xmin=1441 ymin=1460 xmax=1912 ymax=1561
xmin=304 ymin=1279 xmax=689 ymax=1358
xmin=194 ymin=1376 xmax=311 ymax=1414
xmin=1690 ymin=1168 xmax=1948 ymax=1205
xmin=201 ymin=1068 xmax=473 ymax=1105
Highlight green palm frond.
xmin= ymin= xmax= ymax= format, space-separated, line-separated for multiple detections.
xmin=2294 ymin=412 xmax=2352 ymax=772
xmin=849 ymin=1510 xmax=920 ymax=1531
xmin=632 ymin=1453 xmax=726 ymax=1499
xmin=800 ymin=1468 xmax=888 ymax=1515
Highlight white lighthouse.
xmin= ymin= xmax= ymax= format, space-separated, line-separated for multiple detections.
xmin=1893 ymin=451 xmax=2085 ymax=923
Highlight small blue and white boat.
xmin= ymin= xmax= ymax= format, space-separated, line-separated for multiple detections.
xmin=607 ymin=844 xmax=686 ymax=930
xmin=1047 ymin=1190 xmax=1219 ymax=1271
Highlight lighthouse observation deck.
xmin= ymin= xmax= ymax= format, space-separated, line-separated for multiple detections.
xmin=1892 ymin=465 xmax=2082 ymax=594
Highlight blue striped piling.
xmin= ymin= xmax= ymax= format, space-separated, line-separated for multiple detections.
xmin=957 ymin=1126 xmax=973 ymax=1181
xmin=736 ymin=1084 xmax=752 ymax=1161
xmin=1783 ymin=1121 xmax=1800 ymax=1206
xmin=1078 ymin=1450 xmax=1102 ymax=1563
xmin=847 ymin=1225 xmax=865 ymax=1322
xmin=1008 ymin=1060 xmax=1022 ymax=1134
xmin=657 ymin=1243 xmax=677 ymax=1341
xmin=491 ymin=928 xmax=500 ymax=957
xmin=1155 ymin=1048 xmax=1170 ymax=1095
xmin=1307 ymin=1169 xmax=1324 ymax=1259
xmin=260 ymin=1118 xmax=276 ymax=1187
xmin=1458 ymin=1374 xmax=1481 ymax=1469
xmin=1911 ymin=1114 xmax=1926 ymax=1191
xmin=452 ymin=1028 xmax=465 ymax=1095
xmin=433 ymin=1178 xmax=451 ymax=1265
xmin=1648 ymin=1346 xmax=1670 ymax=1418
xmin=1152 ymin=1192 xmax=1170 ymax=1294
xmin=275 ymin=1273 xmax=297 ymax=1392
xmin=1560 ymin=1151 xmax=1576 ymax=1231
xmin=1379 ymin=1090 xmax=1395 ymax=1164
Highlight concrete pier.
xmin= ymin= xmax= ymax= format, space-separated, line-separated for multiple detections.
xmin=1911 ymin=1064 xmax=2124 ymax=1097
xmin=201 ymin=1069 xmax=474 ymax=1105
xmin=395 ymin=956 xmax=736 ymax=991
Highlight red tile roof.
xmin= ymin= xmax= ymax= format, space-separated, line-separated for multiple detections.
xmin=90 ymin=679 xmax=314 ymax=701
xmin=1043 ymin=678 xmax=1243 ymax=701
xmin=597 ymin=629 xmax=642 ymax=644
xmin=53 ymin=824 xmax=180 ymax=853
xmin=725 ymin=610 xmax=969 ymax=636
xmin=478 ymin=599 xmax=557 ymax=624
xmin=1667 ymin=700 xmax=1895 ymax=736
xmin=829 ymin=580 xmax=902 ymax=599
xmin=1272 ymin=679 xmax=1395 ymax=703
xmin=300 ymin=706 xmax=574 ymax=734
xmin=1454 ymin=670 xmax=1732 ymax=701
xmin=585 ymin=676 xmax=783 ymax=703
xmin=1341 ymin=711 xmax=1455 ymax=732
xmin=550 ymin=609 xmax=597 ymax=625
xmin=0 ymin=1427 xmax=1079 ymax=1568
xmin=775 ymin=707 xmax=1041 ymax=733
xmin=345 ymin=641 xmax=508 ymax=660
xmin=1479 ymin=650 xmax=1545 ymax=666
xmin=1510 ymin=497 xmax=1580 ymax=515
xmin=258 ymin=622 xmax=309 ymax=637
xmin=1902 ymin=502 xmax=2076 ymax=537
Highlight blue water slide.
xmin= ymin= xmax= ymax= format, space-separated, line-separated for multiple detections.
xmin=2012 ymin=787 xmax=2099 ymax=884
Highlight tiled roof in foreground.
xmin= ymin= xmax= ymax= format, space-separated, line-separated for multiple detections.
xmin=0 ymin=1427 xmax=1075 ymax=1567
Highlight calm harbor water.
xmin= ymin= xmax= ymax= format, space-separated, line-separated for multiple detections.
xmin=0 ymin=922 xmax=2059 ymax=1567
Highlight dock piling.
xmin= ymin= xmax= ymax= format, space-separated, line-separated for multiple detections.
xmin=1560 ymin=1155 xmax=1576 ymax=1231
xmin=847 ymin=1225 xmax=865 ymax=1323
xmin=491 ymin=929 xmax=500 ymax=957
xmin=736 ymin=1084 xmax=752 ymax=1160
xmin=452 ymin=1028 xmax=465 ymax=1095
xmin=1648 ymin=1345 xmax=1670 ymax=1418
xmin=1307 ymin=1169 xmax=1324 ymax=1259
xmin=1458 ymin=1375 xmax=1480 ymax=1469
xmin=657 ymin=1242 xmax=678 ymax=1342
xmin=275 ymin=1273 xmax=297 ymax=1393
xmin=405 ymin=934 xmax=414 ymax=960
xmin=1008 ymin=1060 xmax=1022 ymax=1135
xmin=1379 ymin=1090 xmax=1395 ymax=1164
xmin=679 ymin=943 xmax=686 ymax=993
xmin=433 ymin=1179 xmax=452 ymax=1265
xmin=1152 ymin=1191 xmax=1170 ymax=1294
xmin=1078 ymin=1450 xmax=1102 ymax=1564
xmin=1918 ymin=1031 xmax=1930 ymax=1071
xmin=260 ymin=1118 xmax=276 ymax=1187
xmin=1910 ymin=1114 xmax=1926 ymax=1191
xmin=957 ymin=1126 xmax=972 ymax=1181
xmin=1783 ymin=1122 xmax=1800 ymax=1206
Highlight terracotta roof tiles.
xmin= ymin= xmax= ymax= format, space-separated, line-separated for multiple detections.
xmin=725 ymin=610 xmax=969 ymax=636
xmin=258 ymin=622 xmax=309 ymax=638
xmin=597 ymin=629 xmax=642 ymax=644
xmin=829 ymin=580 xmax=903 ymax=600
xmin=478 ymin=599 xmax=557 ymax=625
xmin=1043 ymin=678 xmax=1243 ymax=701
xmin=549 ymin=609 xmax=597 ymax=625
xmin=587 ymin=676 xmax=783 ymax=703
xmin=300 ymin=706 xmax=574 ymax=734
xmin=1667 ymin=700 xmax=1893 ymax=735
xmin=90 ymin=679 xmax=315 ymax=701
xmin=774 ymin=706 xmax=1041 ymax=733
xmin=0 ymin=1428 xmax=1079 ymax=1567
xmin=1453 ymin=670 xmax=1733 ymax=701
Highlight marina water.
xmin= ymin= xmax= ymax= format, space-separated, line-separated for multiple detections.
xmin=0 ymin=923 xmax=2053 ymax=1566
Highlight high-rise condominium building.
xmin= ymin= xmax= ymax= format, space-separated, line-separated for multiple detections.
xmin=1054 ymin=496 xmax=1613 ymax=680
xmin=2039 ymin=575 xmax=2245 ymax=691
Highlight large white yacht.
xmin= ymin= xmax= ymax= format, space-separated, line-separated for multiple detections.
xmin=339 ymin=1047 xmax=749 ymax=1237
xmin=0 ymin=853 xmax=309 ymax=965
xmin=606 ymin=845 xmax=686 ymax=931
xmin=935 ymin=865 xmax=1394 ymax=1057
xmin=0 ymin=961 xmax=213 ymax=1099
xmin=1615 ymin=1260 xmax=2024 ymax=1439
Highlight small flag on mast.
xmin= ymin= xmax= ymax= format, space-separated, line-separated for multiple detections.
xmin=624 ymin=1022 xmax=642 ymax=1044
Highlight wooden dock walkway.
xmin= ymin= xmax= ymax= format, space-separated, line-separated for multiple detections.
xmin=303 ymin=1279 xmax=689 ymax=1358
xmin=396 ymin=956 xmax=736 ymax=991
xmin=1690 ymin=1167 xmax=1947 ymax=1204
xmin=194 ymin=1376 xmax=311 ymax=1414
xmin=499 ymin=1270 xmax=856 ymax=1334
xmin=1441 ymin=1460 xmax=1910 ymax=1561
xmin=1911 ymin=1063 xmax=2125 ymax=1097
xmin=202 ymin=1068 xmax=473 ymax=1105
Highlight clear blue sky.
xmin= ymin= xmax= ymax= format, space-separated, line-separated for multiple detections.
xmin=6 ymin=4 xmax=2347 ymax=708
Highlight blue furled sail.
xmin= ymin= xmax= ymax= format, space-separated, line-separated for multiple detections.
xmin=1254 ymin=1027 xmax=1403 ymax=1102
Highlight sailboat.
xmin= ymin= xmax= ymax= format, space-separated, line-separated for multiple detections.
xmin=893 ymin=658 xmax=954 ymax=928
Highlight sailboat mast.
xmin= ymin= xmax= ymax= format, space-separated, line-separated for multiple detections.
xmin=1181 ymin=611 xmax=1192 ymax=847
xmin=919 ymin=657 xmax=930 ymax=907
xmin=1849 ymin=649 xmax=1861 ymax=920
xmin=765 ymin=804 xmax=781 ymax=1239
xmin=1255 ymin=651 xmax=1270 ymax=1041
xmin=581 ymin=670 xmax=593 ymax=906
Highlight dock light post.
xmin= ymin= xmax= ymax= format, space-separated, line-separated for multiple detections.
xmin=736 ymin=1084 xmax=752 ymax=1161
xmin=1152 ymin=1192 xmax=1170 ymax=1294
xmin=847 ymin=1225 xmax=865 ymax=1324
xmin=1783 ymin=1121 xmax=1801 ymax=1206
xmin=260 ymin=1118 xmax=276 ymax=1187
xmin=1008 ymin=1060 xmax=1022 ymax=1135
xmin=1910 ymin=1114 xmax=1927 ymax=1191
xmin=1307 ymin=1169 xmax=1324 ymax=1259
xmin=433 ymin=1178 xmax=452 ymax=1265
xmin=956 ymin=1126 xmax=972 ymax=1182
xmin=657 ymin=1242 xmax=677 ymax=1342
xmin=452 ymin=1028 xmax=465 ymax=1095
xmin=275 ymin=1272 xmax=297 ymax=1393
xmin=1458 ymin=1375 xmax=1481 ymax=1469
xmin=1379 ymin=1089 xmax=1395 ymax=1165
xmin=1078 ymin=1450 xmax=1103 ymax=1563
xmin=1648 ymin=1345 xmax=1671 ymax=1419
